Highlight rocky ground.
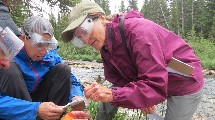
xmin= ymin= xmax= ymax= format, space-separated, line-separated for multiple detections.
xmin=65 ymin=60 xmax=215 ymax=120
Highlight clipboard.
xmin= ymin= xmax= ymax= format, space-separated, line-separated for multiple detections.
xmin=167 ymin=57 xmax=194 ymax=77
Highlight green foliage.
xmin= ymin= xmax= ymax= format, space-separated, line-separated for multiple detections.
xmin=127 ymin=0 xmax=138 ymax=11
xmin=210 ymin=16 xmax=215 ymax=40
xmin=113 ymin=112 xmax=126 ymax=120
xmin=119 ymin=0 xmax=126 ymax=13
xmin=193 ymin=0 xmax=207 ymax=38
xmin=187 ymin=38 xmax=215 ymax=69
xmin=58 ymin=41 xmax=102 ymax=62
xmin=10 ymin=1 xmax=31 ymax=27
xmin=94 ymin=0 xmax=111 ymax=15
xmin=169 ymin=0 xmax=180 ymax=34
xmin=86 ymin=101 xmax=163 ymax=120
xmin=186 ymin=26 xmax=197 ymax=41
xmin=141 ymin=0 xmax=169 ymax=28
xmin=86 ymin=101 xmax=99 ymax=120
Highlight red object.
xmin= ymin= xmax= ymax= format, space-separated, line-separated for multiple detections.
xmin=61 ymin=112 xmax=75 ymax=120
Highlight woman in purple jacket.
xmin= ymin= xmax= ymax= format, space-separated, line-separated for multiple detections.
xmin=61 ymin=1 xmax=204 ymax=120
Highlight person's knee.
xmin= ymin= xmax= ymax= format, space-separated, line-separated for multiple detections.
xmin=0 ymin=62 xmax=29 ymax=99
xmin=0 ymin=62 xmax=22 ymax=84
xmin=53 ymin=63 xmax=71 ymax=73
xmin=50 ymin=63 xmax=71 ymax=84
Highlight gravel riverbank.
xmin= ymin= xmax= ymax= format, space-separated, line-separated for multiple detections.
xmin=65 ymin=60 xmax=215 ymax=120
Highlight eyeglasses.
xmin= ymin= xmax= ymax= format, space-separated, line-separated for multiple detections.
xmin=29 ymin=33 xmax=58 ymax=50
xmin=72 ymin=18 xmax=94 ymax=48
xmin=30 ymin=41 xmax=55 ymax=50
xmin=22 ymin=28 xmax=58 ymax=50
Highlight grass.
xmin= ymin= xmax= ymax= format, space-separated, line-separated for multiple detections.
xmin=86 ymin=100 xmax=166 ymax=120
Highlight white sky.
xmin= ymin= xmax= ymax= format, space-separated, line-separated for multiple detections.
xmin=31 ymin=0 xmax=144 ymax=19
xmin=109 ymin=0 xmax=143 ymax=14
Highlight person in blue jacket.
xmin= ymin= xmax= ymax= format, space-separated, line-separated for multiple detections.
xmin=0 ymin=27 xmax=89 ymax=120
xmin=0 ymin=14 xmax=85 ymax=120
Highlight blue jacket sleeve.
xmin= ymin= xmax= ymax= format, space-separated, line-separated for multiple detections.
xmin=0 ymin=95 xmax=40 ymax=120
xmin=42 ymin=49 xmax=63 ymax=65
xmin=69 ymin=74 xmax=84 ymax=101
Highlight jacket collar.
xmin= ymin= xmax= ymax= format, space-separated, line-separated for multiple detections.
xmin=15 ymin=48 xmax=29 ymax=62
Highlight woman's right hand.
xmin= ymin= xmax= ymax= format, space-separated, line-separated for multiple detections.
xmin=140 ymin=105 xmax=156 ymax=114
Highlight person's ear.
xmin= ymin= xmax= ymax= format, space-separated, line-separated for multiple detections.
xmin=100 ymin=16 xmax=106 ymax=26
xmin=19 ymin=34 xmax=26 ymax=42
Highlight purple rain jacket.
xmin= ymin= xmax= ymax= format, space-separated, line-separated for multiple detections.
xmin=101 ymin=9 xmax=204 ymax=109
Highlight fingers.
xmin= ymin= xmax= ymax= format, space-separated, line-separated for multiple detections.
xmin=84 ymin=82 xmax=98 ymax=91
xmin=141 ymin=105 xmax=156 ymax=114
xmin=84 ymin=83 xmax=113 ymax=102
xmin=38 ymin=102 xmax=64 ymax=120
xmin=71 ymin=111 xmax=91 ymax=119
xmin=84 ymin=82 xmax=100 ymax=99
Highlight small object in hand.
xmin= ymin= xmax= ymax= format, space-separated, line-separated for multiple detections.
xmin=63 ymin=97 xmax=85 ymax=109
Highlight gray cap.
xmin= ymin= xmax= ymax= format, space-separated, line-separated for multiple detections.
xmin=22 ymin=16 xmax=54 ymax=37
xmin=61 ymin=1 xmax=104 ymax=43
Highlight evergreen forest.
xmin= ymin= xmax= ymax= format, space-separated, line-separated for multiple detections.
xmin=7 ymin=0 xmax=215 ymax=69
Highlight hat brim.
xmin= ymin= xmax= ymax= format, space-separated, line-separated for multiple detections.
xmin=61 ymin=15 xmax=87 ymax=43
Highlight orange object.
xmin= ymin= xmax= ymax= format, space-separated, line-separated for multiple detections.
xmin=61 ymin=112 xmax=75 ymax=120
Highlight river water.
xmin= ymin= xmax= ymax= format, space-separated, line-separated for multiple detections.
xmin=66 ymin=60 xmax=215 ymax=120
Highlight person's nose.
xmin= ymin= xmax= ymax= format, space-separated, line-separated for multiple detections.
xmin=0 ymin=58 xmax=10 ymax=69
xmin=39 ymin=47 xmax=49 ymax=54
xmin=83 ymin=39 xmax=89 ymax=45
xmin=79 ymin=34 xmax=90 ymax=45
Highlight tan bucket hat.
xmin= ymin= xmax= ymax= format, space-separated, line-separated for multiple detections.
xmin=61 ymin=1 xmax=105 ymax=43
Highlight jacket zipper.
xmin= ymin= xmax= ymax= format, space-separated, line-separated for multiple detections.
xmin=24 ymin=49 xmax=40 ymax=92
xmin=29 ymin=60 xmax=40 ymax=92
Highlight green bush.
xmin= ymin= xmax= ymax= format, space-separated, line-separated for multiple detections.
xmin=187 ymin=38 xmax=215 ymax=69
xmin=58 ymin=41 xmax=102 ymax=62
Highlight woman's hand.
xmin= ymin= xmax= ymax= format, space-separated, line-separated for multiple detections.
xmin=84 ymin=82 xmax=113 ymax=102
xmin=140 ymin=105 xmax=156 ymax=114
xmin=62 ymin=111 xmax=91 ymax=120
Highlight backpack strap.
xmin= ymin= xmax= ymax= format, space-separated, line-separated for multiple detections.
xmin=119 ymin=16 xmax=131 ymax=58
xmin=119 ymin=16 xmax=138 ymax=70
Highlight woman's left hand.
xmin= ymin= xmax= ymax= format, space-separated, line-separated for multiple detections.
xmin=84 ymin=82 xmax=113 ymax=102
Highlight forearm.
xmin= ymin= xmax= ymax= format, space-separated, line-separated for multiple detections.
xmin=0 ymin=95 xmax=40 ymax=120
